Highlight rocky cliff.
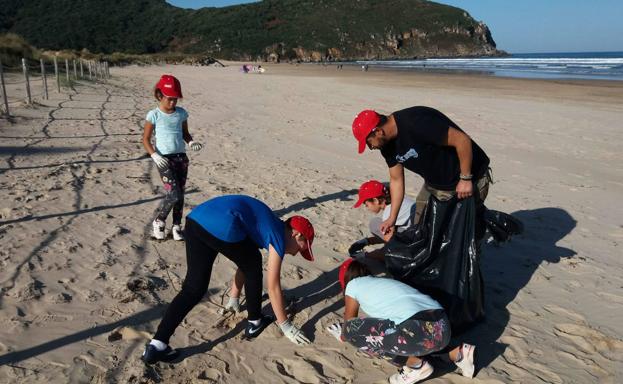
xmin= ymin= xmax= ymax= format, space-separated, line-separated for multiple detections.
xmin=1 ymin=0 xmax=506 ymax=61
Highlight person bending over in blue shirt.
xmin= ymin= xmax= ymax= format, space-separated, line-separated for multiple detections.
xmin=142 ymin=195 xmax=315 ymax=364
xmin=326 ymin=259 xmax=475 ymax=384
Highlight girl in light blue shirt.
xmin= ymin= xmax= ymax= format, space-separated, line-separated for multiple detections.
xmin=327 ymin=259 xmax=476 ymax=384
xmin=142 ymin=75 xmax=203 ymax=241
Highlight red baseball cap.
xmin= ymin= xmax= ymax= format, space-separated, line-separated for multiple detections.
xmin=156 ymin=75 xmax=183 ymax=98
xmin=289 ymin=215 xmax=315 ymax=261
xmin=353 ymin=180 xmax=387 ymax=208
xmin=339 ymin=258 xmax=354 ymax=291
xmin=352 ymin=109 xmax=380 ymax=154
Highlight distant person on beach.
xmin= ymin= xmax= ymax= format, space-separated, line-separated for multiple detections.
xmin=327 ymin=259 xmax=475 ymax=383
xmin=351 ymin=107 xmax=491 ymax=238
xmin=142 ymin=195 xmax=316 ymax=364
xmin=142 ymin=74 xmax=203 ymax=241
xmin=348 ymin=179 xmax=416 ymax=261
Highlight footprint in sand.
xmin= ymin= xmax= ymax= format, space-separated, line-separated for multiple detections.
xmin=265 ymin=355 xmax=323 ymax=384
xmin=542 ymin=304 xmax=587 ymax=323
xmin=596 ymin=291 xmax=623 ymax=305
xmin=295 ymin=350 xmax=355 ymax=382
xmin=196 ymin=354 xmax=230 ymax=382
xmin=500 ymin=335 xmax=563 ymax=383
xmin=553 ymin=323 xmax=623 ymax=359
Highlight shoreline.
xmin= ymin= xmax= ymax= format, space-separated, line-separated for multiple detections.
xmin=254 ymin=61 xmax=623 ymax=107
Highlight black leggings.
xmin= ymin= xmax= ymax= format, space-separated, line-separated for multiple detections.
xmin=154 ymin=218 xmax=263 ymax=344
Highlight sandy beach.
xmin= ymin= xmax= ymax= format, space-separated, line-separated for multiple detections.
xmin=1 ymin=63 xmax=622 ymax=383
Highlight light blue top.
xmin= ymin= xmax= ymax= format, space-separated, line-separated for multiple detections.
xmin=187 ymin=195 xmax=286 ymax=258
xmin=345 ymin=276 xmax=442 ymax=324
xmin=146 ymin=107 xmax=188 ymax=155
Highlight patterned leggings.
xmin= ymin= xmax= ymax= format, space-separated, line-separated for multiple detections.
xmin=343 ymin=310 xmax=451 ymax=358
xmin=155 ymin=153 xmax=189 ymax=225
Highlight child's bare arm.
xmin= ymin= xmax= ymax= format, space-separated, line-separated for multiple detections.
xmin=182 ymin=120 xmax=193 ymax=143
xmin=183 ymin=120 xmax=203 ymax=151
xmin=142 ymin=121 xmax=156 ymax=154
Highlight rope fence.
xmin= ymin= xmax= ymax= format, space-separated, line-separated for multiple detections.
xmin=0 ymin=57 xmax=111 ymax=117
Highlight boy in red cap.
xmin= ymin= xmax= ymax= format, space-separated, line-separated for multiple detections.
xmin=143 ymin=74 xmax=203 ymax=241
xmin=351 ymin=107 xmax=491 ymax=238
xmin=142 ymin=195 xmax=315 ymax=364
xmin=349 ymin=180 xmax=416 ymax=261
xmin=326 ymin=259 xmax=476 ymax=384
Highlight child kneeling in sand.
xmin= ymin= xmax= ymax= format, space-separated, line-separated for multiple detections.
xmin=348 ymin=180 xmax=416 ymax=261
xmin=327 ymin=259 xmax=475 ymax=384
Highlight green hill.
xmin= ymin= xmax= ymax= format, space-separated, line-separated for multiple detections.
xmin=1 ymin=0 xmax=504 ymax=61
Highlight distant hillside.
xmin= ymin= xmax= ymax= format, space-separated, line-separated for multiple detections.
xmin=1 ymin=0 xmax=505 ymax=61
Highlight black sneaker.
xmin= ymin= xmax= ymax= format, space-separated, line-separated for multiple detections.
xmin=141 ymin=343 xmax=179 ymax=365
xmin=244 ymin=314 xmax=274 ymax=339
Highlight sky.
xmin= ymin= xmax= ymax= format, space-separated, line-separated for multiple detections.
xmin=166 ymin=0 xmax=623 ymax=53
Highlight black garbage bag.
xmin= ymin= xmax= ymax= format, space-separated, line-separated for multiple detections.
xmin=484 ymin=209 xmax=524 ymax=243
xmin=385 ymin=195 xmax=484 ymax=334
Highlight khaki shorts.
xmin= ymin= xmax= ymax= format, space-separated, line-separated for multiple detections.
xmin=413 ymin=169 xmax=492 ymax=225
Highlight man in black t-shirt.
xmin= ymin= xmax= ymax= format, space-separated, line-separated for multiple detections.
xmin=352 ymin=107 xmax=491 ymax=237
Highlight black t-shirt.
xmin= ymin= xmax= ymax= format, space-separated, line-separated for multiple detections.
xmin=381 ymin=106 xmax=490 ymax=190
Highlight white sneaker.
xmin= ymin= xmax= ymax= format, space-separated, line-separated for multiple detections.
xmin=389 ymin=361 xmax=433 ymax=384
xmin=455 ymin=343 xmax=475 ymax=378
xmin=171 ymin=225 xmax=184 ymax=241
xmin=152 ymin=219 xmax=165 ymax=240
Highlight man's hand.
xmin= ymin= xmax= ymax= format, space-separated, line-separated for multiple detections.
xmin=151 ymin=152 xmax=168 ymax=170
xmin=456 ymin=179 xmax=473 ymax=199
xmin=326 ymin=323 xmax=344 ymax=342
xmin=379 ymin=217 xmax=396 ymax=236
xmin=279 ymin=320 xmax=310 ymax=345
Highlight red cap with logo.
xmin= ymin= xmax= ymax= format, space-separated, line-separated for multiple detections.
xmin=156 ymin=74 xmax=183 ymax=98
xmin=352 ymin=109 xmax=380 ymax=154
xmin=339 ymin=258 xmax=354 ymax=291
xmin=353 ymin=180 xmax=387 ymax=208
xmin=289 ymin=215 xmax=315 ymax=261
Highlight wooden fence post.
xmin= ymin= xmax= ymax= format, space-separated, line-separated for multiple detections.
xmin=88 ymin=61 xmax=92 ymax=80
xmin=80 ymin=60 xmax=84 ymax=79
xmin=0 ymin=58 xmax=9 ymax=117
xmin=65 ymin=59 xmax=70 ymax=84
xmin=40 ymin=58 xmax=48 ymax=100
xmin=22 ymin=58 xmax=32 ymax=105
xmin=54 ymin=56 xmax=60 ymax=92
xmin=73 ymin=60 xmax=77 ymax=79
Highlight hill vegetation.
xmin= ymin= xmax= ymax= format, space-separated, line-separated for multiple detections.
xmin=1 ymin=0 xmax=504 ymax=62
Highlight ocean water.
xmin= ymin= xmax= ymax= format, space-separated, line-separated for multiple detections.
xmin=356 ymin=51 xmax=623 ymax=81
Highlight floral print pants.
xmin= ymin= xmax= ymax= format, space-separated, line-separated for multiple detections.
xmin=155 ymin=153 xmax=189 ymax=225
xmin=344 ymin=311 xmax=450 ymax=358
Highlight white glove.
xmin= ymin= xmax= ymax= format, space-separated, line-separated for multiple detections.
xmin=279 ymin=320 xmax=310 ymax=345
xmin=326 ymin=322 xmax=344 ymax=342
xmin=348 ymin=238 xmax=368 ymax=256
xmin=151 ymin=152 xmax=168 ymax=170
xmin=188 ymin=141 xmax=203 ymax=151
xmin=217 ymin=297 xmax=241 ymax=315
